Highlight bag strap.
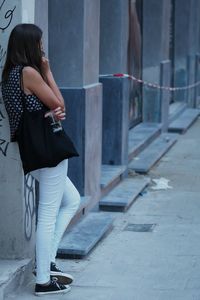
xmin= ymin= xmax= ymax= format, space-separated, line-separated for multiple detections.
xmin=19 ymin=66 xmax=26 ymax=110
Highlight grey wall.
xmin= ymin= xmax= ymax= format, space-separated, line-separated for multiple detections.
xmin=143 ymin=0 xmax=163 ymax=71
xmin=143 ymin=0 xmax=171 ymax=82
xmin=83 ymin=0 xmax=100 ymax=85
xmin=174 ymin=0 xmax=191 ymax=69
xmin=49 ymin=0 xmax=100 ymax=87
xmin=0 ymin=0 xmax=36 ymax=259
xmin=49 ymin=0 xmax=102 ymax=208
xmin=99 ymin=0 xmax=129 ymax=74
xmin=35 ymin=0 xmax=48 ymax=56
xmin=142 ymin=0 xmax=171 ymax=123
xmin=60 ymin=84 xmax=102 ymax=204
xmin=173 ymin=0 xmax=200 ymax=66
xmin=99 ymin=77 xmax=129 ymax=165
xmin=173 ymin=0 xmax=200 ymax=102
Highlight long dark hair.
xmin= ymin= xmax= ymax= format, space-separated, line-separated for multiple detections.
xmin=2 ymin=23 xmax=44 ymax=82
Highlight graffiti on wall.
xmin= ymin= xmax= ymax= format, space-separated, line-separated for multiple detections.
xmin=0 ymin=0 xmax=17 ymax=155
xmin=0 ymin=0 xmax=16 ymax=69
xmin=24 ymin=174 xmax=36 ymax=241
xmin=0 ymin=98 xmax=9 ymax=156
xmin=0 ymin=138 xmax=9 ymax=155
xmin=0 ymin=100 xmax=5 ymax=128
xmin=0 ymin=1 xmax=36 ymax=241
xmin=0 ymin=0 xmax=16 ymax=30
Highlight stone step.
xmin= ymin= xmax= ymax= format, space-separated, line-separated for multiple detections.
xmin=168 ymin=102 xmax=187 ymax=123
xmin=57 ymin=212 xmax=114 ymax=259
xmin=100 ymin=164 xmax=127 ymax=197
xmin=128 ymin=122 xmax=162 ymax=161
xmin=0 ymin=259 xmax=32 ymax=300
xmin=128 ymin=133 xmax=178 ymax=174
xmin=168 ymin=108 xmax=200 ymax=134
xmin=99 ymin=177 xmax=150 ymax=212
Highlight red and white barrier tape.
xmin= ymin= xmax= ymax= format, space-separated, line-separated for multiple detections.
xmin=100 ymin=73 xmax=200 ymax=92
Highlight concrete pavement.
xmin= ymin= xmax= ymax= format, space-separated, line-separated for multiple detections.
xmin=6 ymin=118 xmax=200 ymax=300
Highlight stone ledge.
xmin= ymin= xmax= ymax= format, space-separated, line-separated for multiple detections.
xmin=0 ymin=259 xmax=32 ymax=300
xmin=128 ymin=133 xmax=178 ymax=173
xmin=168 ymin=102 xmax=187 ymax=123
xmin=168 ymin=108 xmax=200 ymax=134
xmin=100 ymin=164 xmax=127 ymax=197
xmin=99 ymin=177 xmax=150 ymax=212
xmin=57 ymin=212 xmax=114 ymax=259
xmin=128 ymin=123 xmax=162 ymax=161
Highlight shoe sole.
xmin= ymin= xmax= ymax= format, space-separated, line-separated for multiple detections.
xmin=35 ymin=285 xmax=71 ymax=296
xmin=50 ymin=272 xmax=74 ymax=285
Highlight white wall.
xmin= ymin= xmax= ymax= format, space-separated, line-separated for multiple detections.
xmin=0 ymin=0 xmax=36 ymax=259
xmin=21 ymin=0 xmax=35 ymax=23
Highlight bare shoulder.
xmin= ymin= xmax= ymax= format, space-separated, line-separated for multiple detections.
xmin=22 ymin=66 xmax=42 ymax=81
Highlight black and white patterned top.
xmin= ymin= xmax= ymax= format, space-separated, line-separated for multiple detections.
xmin=1 ymin=65 xmax=44 ymax=142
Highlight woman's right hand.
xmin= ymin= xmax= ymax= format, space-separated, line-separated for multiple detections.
xmin=41 ymin=56 xmax=51 ymax=76
xmin=53 ymin=107 xmax=66 ymax=121
xmin=44 ymin=107 xmax=66 ymax=121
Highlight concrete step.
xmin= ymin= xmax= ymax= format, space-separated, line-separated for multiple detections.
xmin=128 ymin=133 xmax=178 ymax=174
xmin=0 ymin=259 xmax=32 ymax=300
xmin=100 ymin=164 xmax=127 ymax=197
xmin=128 ymin=122 xmax=162 ymax=161
xmin=168 ymin=108 xmax=200 ymax=134
xmin=168 ymin=102 xmax=187 ymax=123
xmin=57 ymin=212 xmax=114 ymax=259
xmin=99 ymin=177 xmax=150 ymax=212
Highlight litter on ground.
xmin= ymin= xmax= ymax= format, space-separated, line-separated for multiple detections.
xmin=151 ymin=177 xmax=173 ymax=190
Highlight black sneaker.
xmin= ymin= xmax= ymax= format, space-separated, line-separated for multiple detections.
xmin=50 ymin=262 xmax=74 ymax=285
xmin=35 ymin=277 xmax=71 ymax=296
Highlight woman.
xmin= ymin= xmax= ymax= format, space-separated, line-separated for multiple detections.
xmin=1 ymin=23 xmax=80 ymax=296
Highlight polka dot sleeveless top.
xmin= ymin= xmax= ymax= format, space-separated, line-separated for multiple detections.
xmin=1 ymin=65 xmax=44 ymax=142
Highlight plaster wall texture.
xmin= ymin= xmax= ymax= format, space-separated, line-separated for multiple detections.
xmin=173 ymin=0 xmax=200 ymax=102
xmin=142 ymin=0 xmax=171 ymax=122
xmin=0 ymin=0 xmax=36 ymax=259
xmin=48 ymin=0 xmax=102 ymax=207
xmin=34 ymin=0 xmax=48 ymax=56
xmin=49 ymin=0 xmax=100 ymax=87
xmin=99 ymin=0 xmax=129 ymax=75
xmin=61 ymin=84 xmax=102 ymax=207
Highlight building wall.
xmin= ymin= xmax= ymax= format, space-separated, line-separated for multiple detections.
xmin=0 ymin=0 xmax=200 ymax=259
xmin=0 ymin=0 xmax=36 ymax=259
xmin=35 ymin=0 xmax=48 ymax=56
xmin=99 ymin=0 xmax=129 ymax=75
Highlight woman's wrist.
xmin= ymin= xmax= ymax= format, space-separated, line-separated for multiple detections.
xmin=45 ymin=70 xmax=53 ymax=84
xmin=44 ymin=70 xmax=65 ymax=110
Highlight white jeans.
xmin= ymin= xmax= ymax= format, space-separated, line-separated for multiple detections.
xmin=31 ymin=159 xmax=80 ymax=284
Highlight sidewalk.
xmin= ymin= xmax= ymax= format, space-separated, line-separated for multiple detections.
xmin=6 ymin=118 xmax=200 ymax=300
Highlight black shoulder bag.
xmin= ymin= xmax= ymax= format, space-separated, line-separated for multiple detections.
xmin=15 ymin=69 xmax=79 ymax=175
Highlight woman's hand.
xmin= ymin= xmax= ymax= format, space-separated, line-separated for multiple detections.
xmin=53 ymin=107 xmax=66 ymax=121
xmin=41 ymin=56 xmax=51 ymax=77
xmin=44 ymin=107 xmax=66 ymax=121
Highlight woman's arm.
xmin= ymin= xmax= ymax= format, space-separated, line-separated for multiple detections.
xmin=42 ymin=57 xmax=65 ymax=109
xmin=22 ymin=66 xmax=65 ymax=111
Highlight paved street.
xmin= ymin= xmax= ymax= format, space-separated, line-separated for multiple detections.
xmin=7 ymin=118 xmax=200 ymax=300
